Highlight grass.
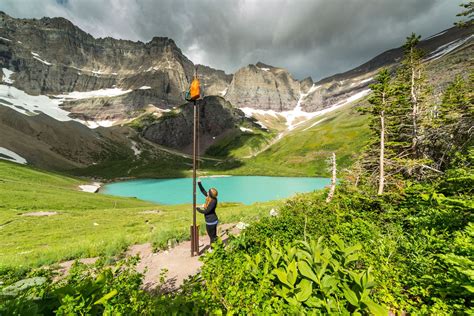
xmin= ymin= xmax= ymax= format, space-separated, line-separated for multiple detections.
xmin=206 ymin=128 xmax=275 ymax=158
xmin=0 ymin=161 xmax=280 ymax=269
xmin=203 ymin=103 xmax=370 ymax=177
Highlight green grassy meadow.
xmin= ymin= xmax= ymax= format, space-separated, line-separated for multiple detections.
xmin=0 ymin=103 xmax=368 ymax=269
xmin=205 ymin=104 xmax=370 ymax=177
xmin=0 ymin=161 xmax=279 ymax=269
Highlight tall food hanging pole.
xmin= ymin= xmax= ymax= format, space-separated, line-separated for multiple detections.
xmin=190 ymin=66 xmax=200 ymax=256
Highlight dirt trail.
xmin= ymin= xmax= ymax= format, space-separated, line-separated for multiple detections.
xmin=57 ymin=223 xmax=241 ymax=291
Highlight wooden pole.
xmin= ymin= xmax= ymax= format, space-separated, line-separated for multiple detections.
xmin=191 ymin=100 xmax=197 ymax=256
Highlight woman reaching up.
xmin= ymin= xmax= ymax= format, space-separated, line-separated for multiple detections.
xmin=197 ymin=180 xmax=219 ymax=247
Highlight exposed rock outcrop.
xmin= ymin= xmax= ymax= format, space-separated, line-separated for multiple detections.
xmin=225 ymin=62 xmax=301 ymax=111
xmin=143 ymin=96 xmax=250 ymax=151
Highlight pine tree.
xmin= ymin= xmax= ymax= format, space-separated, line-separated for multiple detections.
xmin=389 ymin=33 xmax=432 ymax=177
xmin=365 ymin=69 xmax=393 ymax=194
xmin=456 ymin=1 xmax=474 ymax=27
xmin=428 ymin=73 xmax=474 ymax=169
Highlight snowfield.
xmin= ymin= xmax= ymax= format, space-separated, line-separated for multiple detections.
xmin=240 ymin=87 xmax=371 ymax=132
xmin=56 ymin=88 xmax=132 ymax=100
xmin=0 ymin=83 xmax=131 ymax=127
xmin=0 ymin=85 xmax=76 ymax=121
xmin=0 ymin=147 xmax=27 ymax=164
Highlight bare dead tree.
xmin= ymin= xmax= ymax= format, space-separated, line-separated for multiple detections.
xmin=326 ymin=152 xmax=336 ymax=203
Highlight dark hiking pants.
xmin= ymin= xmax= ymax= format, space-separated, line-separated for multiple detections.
xmin=206 ymin=224 xmax=218 ymax=245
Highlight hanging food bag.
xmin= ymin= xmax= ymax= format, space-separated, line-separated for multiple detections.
xmin=185 ymin=77 xmax=201 ymax=101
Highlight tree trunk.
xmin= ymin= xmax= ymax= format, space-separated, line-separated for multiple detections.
xmin=378 ymin=110 xmax=385 ymax=195
xmin=326 ymin=152 xmax=336 ymax=203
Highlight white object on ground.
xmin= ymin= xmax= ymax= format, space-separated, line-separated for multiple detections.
xmin=0 ymin=37 xmax=11 ymax=42
xmin=2 ymin=68 xmax=14 ymax=84
xmin=0 ymin=147 xmax=27 ymax=164
xmin=139 ymin=86 xmax=151 ymax=90
xmin=239 ymin=126 xmax=253 ymax=132
xmin=220 ymin=87 xmax=228 ymax=96
xmin=269 ymin=208 xmax=279 ymax=216
xmin=236 ymin=222 xmax=249 ymax=230
xmin=79 ymin=182 xmax=101 ymax=193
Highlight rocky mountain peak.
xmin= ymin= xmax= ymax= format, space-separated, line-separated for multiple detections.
xmin=225 ymin=62 xmax=301 ymax=111
xmin=255 ymin=61 xmax=275 ymax=70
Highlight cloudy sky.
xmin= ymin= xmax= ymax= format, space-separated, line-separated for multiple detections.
xmin=0 ymin=0 xmax=462 ymax=80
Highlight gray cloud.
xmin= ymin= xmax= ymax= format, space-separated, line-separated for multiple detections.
xmin=0 ymin=0 xmax=461 ymax=80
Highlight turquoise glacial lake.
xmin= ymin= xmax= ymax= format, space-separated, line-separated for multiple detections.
xmin=102 ymin=176 xmax=330 ymax=205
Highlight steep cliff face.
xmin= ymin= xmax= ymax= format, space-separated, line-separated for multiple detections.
xmin=0 ymin=12 xmax=232 ymax=122
xmin=143 ymin=96 xmax=253 ymax=151
xmin=224 ymin=62 xmax=302 ymax=111
xmin=197 ymin=64 xmax=233 ymax=97
xmin=0 ymin=12 xmax=193 ymax=97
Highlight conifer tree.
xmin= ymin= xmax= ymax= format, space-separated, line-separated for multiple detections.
xmin=456 ymin=1 xmax=474 ymax=27
xmin=428 ymin=73 xmax=474 ymax=169
xmin=365 ymin=69 xmax=393 ymax=194
xmin=390 ymin=33 xmax=432 ymax=177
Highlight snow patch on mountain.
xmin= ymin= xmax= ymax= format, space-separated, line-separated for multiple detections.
xmin=240 ymin=107 xmax=280 ymax=118
xmin=0 ymin=84 xmax=130 ymax=126
xmin=0 ymin=85 xmax=75 ymax=121
xmin=240 ymin=87 xmax=371 ymax=132
xmin=84 ymin=120 xmax=117 ymax=128
xmin=282 ymin=84 xmax=321 ymax=130
xmin=31 ymin=52 xmax=52 ymax=66
xmin=0 ymin=147 xmax=27 ymax=164
xmin=426 ymin=35 xmax=474 ymax=61
xmin=425 ymin=30 xmax=448 ymax=40
xmin=131 ymin=140 xmax=141 ymax=156
xmin=56 ymin=88 xmax=132 ymax=100
xmin=79 ymin=182 xmax=101 ymax=193
xmin=2 ymin=68 xmax=14 ymax=84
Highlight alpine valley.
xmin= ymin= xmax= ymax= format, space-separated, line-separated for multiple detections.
xmin=1 ymin=12 xmax=472 ymax=178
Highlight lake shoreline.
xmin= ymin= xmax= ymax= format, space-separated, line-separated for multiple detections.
xmin=101 ymin=176 xmax=331 ymax=205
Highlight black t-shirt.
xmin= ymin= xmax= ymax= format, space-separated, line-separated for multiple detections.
xmin=197 ymin=182 xmax=218 ymax=224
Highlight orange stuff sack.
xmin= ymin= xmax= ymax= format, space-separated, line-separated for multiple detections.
xmin=188 ymin=78 xmax=200 ymax=101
